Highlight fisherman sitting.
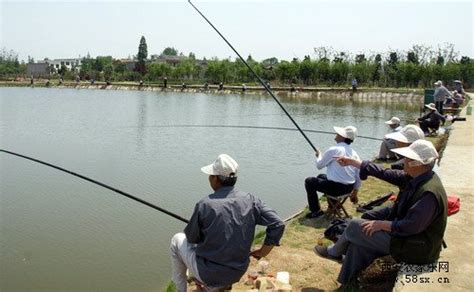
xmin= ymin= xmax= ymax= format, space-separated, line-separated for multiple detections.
xmin=304 ymin=126 xmax=361 ymax=219
xmin=385 ymin=124 xmax=425 ymax=170
xmin=417 ymin=103 xmax=446 ymax=136
xmin=315 ymin=140 xmax=448 ymax=288
xmin=170 ymin=154 xmax=284 ymax=291
xmin=376 ymin=116 xmax=402 ymax=161
xmin=453 ymin=80 xmax=464 ymax=95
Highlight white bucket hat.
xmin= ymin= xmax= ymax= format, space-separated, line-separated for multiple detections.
xmin=334 ymin=126 xmax=357 ymax=141
xmin=391 ymin=140 xmax=438 ymax=165
xmin=425 ymin=103 xmax=436 ymax=111
xmin=201 ymin=154 xmax=238 ymax=177
xmin=385 ymin=124 xmax=425 ymax=144
xmin=385 ymin=116 xmax=401 ymax=125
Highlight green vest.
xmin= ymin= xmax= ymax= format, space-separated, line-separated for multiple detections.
xmin=390 ymin=173 xmax=447 ymax=264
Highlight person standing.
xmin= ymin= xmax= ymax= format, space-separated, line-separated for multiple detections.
xmin=304 ymin=126 xmax=361 ymax=218
xmin=351 ymin=78 xmax=358 ymax=92
xmin=433 ymin=80 xmax=452 ymax=114
xmin=170 ymin=154 xmax=284 ymax=291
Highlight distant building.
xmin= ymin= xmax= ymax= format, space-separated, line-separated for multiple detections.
xmin=27 ymin=58 xmax=82 ymax=76
xmin=27 ymin=62 xmax=50 ymax=77
xmin=46 ymin=58 xmax=82 ymax=72
xmin=151 ymin=54 xmax=188 ymax=67
xmin=117 ymin=59 xmax=137 ymax=71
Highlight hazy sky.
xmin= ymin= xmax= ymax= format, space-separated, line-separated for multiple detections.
xmin=1 ymin=0 xmax=473 ymax=62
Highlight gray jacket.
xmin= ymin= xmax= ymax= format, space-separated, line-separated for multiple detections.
xmin=184 ymin=186 xmax=284 ymax=287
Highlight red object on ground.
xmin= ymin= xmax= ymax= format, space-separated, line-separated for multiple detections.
xmin=447 ymin=195 xmax=461 ymax=216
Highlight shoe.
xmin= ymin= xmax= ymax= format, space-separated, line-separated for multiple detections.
xmin=305 ymin=210 xmax=324 ymax=219
xmin=313 ymin=245 xmax=343 ymax=264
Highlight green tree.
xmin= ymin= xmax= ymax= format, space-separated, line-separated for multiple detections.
xmin=136 ymin=36 xmax=148 ymax=75
xmin=355 ymin=54 xmax=366 ymax=64
xmin=104 ymin=64 xmax=114 ymax=81
xmin=162 ymin=47 xmax=178 ymax=56
xmin=0 ymin=48 xmax=25 ymax=76
xmin=407 ymin=51 xmax=419 ymax=64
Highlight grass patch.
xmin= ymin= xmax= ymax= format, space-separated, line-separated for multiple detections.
xmin=253 ymin=229 xmax=266 ymax=245
xmin=164 ymin=281 xmax=177 ymax=292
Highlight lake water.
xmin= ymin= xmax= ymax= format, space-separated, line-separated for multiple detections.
xmin=0 ymin=87 xmax=419 ymax=291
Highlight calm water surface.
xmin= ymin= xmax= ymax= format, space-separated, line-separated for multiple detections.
xmin=0 ymin=87 xmax=418 ymax=291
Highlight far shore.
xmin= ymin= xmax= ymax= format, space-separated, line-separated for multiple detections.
xmin=0 ymin=80 xmax=425 ymax=103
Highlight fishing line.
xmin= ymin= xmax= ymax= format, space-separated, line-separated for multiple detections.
xmin=0 ymin=149 xmax=189 ymax=224
xmin=137 ymin=124 xmax=383 ymax=141
xmin=187 ymin=0 xmax=317 ymax=152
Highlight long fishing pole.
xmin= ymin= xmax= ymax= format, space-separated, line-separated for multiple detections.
xmin=0 ymin=149 xmax=189 ymax=224
xmin=187 ymin=0 xmax=317 ymax=152
xmin=139 ymin=124 xmax=383 ymax=141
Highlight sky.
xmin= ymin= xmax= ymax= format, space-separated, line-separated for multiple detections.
xmin=1 ymin=0 xmax=473 ymax=62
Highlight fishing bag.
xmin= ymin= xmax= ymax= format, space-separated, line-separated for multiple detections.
xmin=324 ymin=218 xmax=350 ymax=243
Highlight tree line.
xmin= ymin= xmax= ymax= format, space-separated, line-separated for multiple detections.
xmin=1 ymin=41 xmax=473 ymax=88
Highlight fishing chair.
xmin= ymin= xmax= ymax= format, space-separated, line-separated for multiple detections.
xmin=324 ymin=193 xmax=352 ymax=219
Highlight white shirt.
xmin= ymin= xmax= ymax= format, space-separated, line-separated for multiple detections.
xmin=315 ymin=142 xmax=361 ymax=190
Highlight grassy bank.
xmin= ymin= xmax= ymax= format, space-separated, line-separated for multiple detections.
xmin=164 ymin=133 xmax=449 ymax=291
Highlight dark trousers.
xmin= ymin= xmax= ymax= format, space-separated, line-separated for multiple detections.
xmin=419 ymin=120 xmax=439 ymax=134
xmin=305 ymin=174 xmax=354 ymax=213
xmin=435 ymin=101 xmax=444 ymax=115
xmin=330 ymin=219 xmax=391 ymax=284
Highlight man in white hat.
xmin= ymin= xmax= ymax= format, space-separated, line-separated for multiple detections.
xmin=384 ymin=124 xmax=425 ymax=169
xmin=453 ymin=80 xmax=464 ymax=95
xmin=417 ymin=103 xmax=446 ymax=136
xmin=314 ymin=140 xmax=447 ymax=287
xmin=304 ymin=126 xmax=361 ymax=219
xmin=433 ymin=80 xmax=452 ymax=114
xmin=170 ymin=154 xmax=284 ymax=291
xmin=376 ymin=116 xmax=402 ymax=161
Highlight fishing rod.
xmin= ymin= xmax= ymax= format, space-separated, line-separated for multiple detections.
xmin=0 ymin=149 xmax=189 ymax=224
xmin=139 ymin=124 xmax=383 ymax=141
xmin=187 ymin=0 xmax=317 ymax=152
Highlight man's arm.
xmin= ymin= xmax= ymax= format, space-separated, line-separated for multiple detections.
xmin=315 ymin=147 xmax=338 ymax=170
xmin=391 ymin=193 xmax=439 ymax=236
xmin=336 ymin=158 xmax=408 ymax=187
xmin=184 ymin=203 xmax=202 ymax=244
xmin=361 ymin=193 xmax=438 ymax=237
xmin=250 ymin=198 xmax=285 ymax=259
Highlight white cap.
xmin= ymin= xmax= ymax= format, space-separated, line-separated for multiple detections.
xmin=201 ymin=154 xmax=238 ymax=177
xmin=425 ymin=103 xmax=436 ymax=111
xmin=434 ymin=80 xmax=442 ymax=86
xmin=391 ymin=140 xmax=438 ymax=165
xmin=334 ymin=126 xmax=357 ymax=141
xmin=385 ymin=117 xmax=401 ymax=125
xmin=385 ymin=124 xmax=424 ymax=143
